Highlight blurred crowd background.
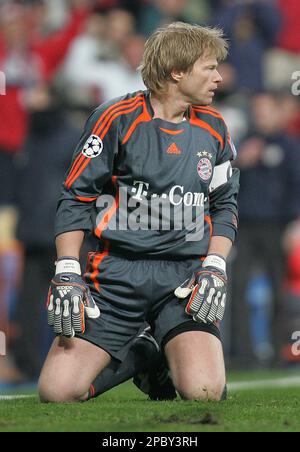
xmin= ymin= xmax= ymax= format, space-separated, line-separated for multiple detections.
xmin=1 ymin=0 xmax=300 ymax=387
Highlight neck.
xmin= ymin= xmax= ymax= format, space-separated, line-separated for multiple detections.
xmin=150 ymin=88 xmax=190 ymax=123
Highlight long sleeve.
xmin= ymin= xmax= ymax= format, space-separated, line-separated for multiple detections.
xmin=55 ymin=100 xmax=120 ymax=237
xmin=209 ymin=121 xmax=240 ymax=243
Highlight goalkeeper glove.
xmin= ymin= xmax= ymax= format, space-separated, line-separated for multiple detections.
xmin=175 ymin=254 xmax=227 ymax=324
xmin=47 ymin=257 xmax=100 ymax=338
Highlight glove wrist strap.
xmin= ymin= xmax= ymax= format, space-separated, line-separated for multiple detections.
xmin=55 ymin=257 xmax=81 ymax=275
xmin=202 ymin=254 xmax=226 ymax=274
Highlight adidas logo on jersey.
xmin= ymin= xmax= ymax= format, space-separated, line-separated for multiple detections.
xmin=167 ymin=143 xmax=181 ymax=155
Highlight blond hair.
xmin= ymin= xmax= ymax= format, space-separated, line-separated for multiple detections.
xmin=140 ymin=22 xmax=228 ymax=94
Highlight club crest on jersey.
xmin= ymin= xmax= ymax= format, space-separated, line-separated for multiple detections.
xmin=197 ymin=158 xmax=212 ymax=181
xmin=82 ymin=135 xmax=103 ymax=158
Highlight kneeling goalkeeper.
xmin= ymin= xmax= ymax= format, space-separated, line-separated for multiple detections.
xmin=38 ymin=22 xmax=239 ymax=403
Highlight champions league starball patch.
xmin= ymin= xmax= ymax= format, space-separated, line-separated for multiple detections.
xmin=197 ymin=158 xmax=212 ymax=181
xmin=82 ymin=135 xmax=103 ymax=158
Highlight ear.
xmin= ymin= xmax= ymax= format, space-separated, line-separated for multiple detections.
xmin=170 ymin=68 xmax=185 ymax=83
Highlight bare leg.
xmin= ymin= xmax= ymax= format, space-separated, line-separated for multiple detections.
xmin=38 ymin=336 xmax=111 ymax=403
xmin=165 ymin=331 xmax=226 ymax=401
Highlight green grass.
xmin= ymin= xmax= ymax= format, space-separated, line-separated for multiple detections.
xmin=0 ymin=371 xmax=300 ymax=432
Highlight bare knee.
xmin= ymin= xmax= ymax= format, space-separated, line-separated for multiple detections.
xmin=38 ymin=377 xmax=89 ymax=404
xmin=37 ymin=336 xmax=110 ymax=404
xmin=176 ymin=379 xmax=225 ymax=402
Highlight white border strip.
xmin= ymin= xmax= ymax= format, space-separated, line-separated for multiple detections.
xmin=0 ymin=395 xmax=35 ymax=401
xmin=228 ymin=376 xmax=300 ymax=391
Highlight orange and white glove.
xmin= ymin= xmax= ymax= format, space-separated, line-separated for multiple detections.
xmin=175 ymin=255 xmax=227 ymax=324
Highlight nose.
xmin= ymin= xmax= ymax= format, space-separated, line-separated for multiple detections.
xmin=215 ymin=70 xmax=223 ymax=84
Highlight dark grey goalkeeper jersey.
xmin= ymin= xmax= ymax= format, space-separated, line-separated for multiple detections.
xmin=55 ymin=90 xmax=239 ymax=258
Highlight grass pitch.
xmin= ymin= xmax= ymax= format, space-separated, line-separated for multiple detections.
xmin=0 ymin=370 xmax=300 ymax=432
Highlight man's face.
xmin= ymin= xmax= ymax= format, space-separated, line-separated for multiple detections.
xmin=176 ymin=55 xmax=223 ymax=106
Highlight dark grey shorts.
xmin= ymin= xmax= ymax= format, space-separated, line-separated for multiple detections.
xmin=76 ymin=252 xmax=221 ymax=361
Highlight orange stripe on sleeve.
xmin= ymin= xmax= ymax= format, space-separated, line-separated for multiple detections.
xmin=122 ymin=107 xmax=151 ymax=144
xmin=193 ymin=107 xmax=224 ymax=120
xmin=66 ymin=95 xmax=144 ymax=189
xmin=68 ymin=103 xmax=143 ymax=189
xmin=190 ymin=109 xmax=224 ymax=149
xmin=65 ymin=155 xmax=90 ymax=190
xmin=96 ymin=99 xmax=144 ymax=138
xmin=66 ymin=99 xmax=144 ymax=190
xmin=92 ymin=94 xmax=143 ymax=135
xmin=94 ymin=96 xmax=144 ymax=138
xmin=65 ymin=154 xmax=86 ymax=189
xmin=195 ymin=105 xmax=220 ymax=114
xmin=66 ymin=153 xmax=84 ymax=182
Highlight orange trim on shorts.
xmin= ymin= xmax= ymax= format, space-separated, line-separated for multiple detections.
xmin=205 ymin=215 xmax=213 ymax=238
xmin=89 ymin=384 xmax=95 ymax=398
xmin=89 ymin=250 xmax=109 ymax=293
